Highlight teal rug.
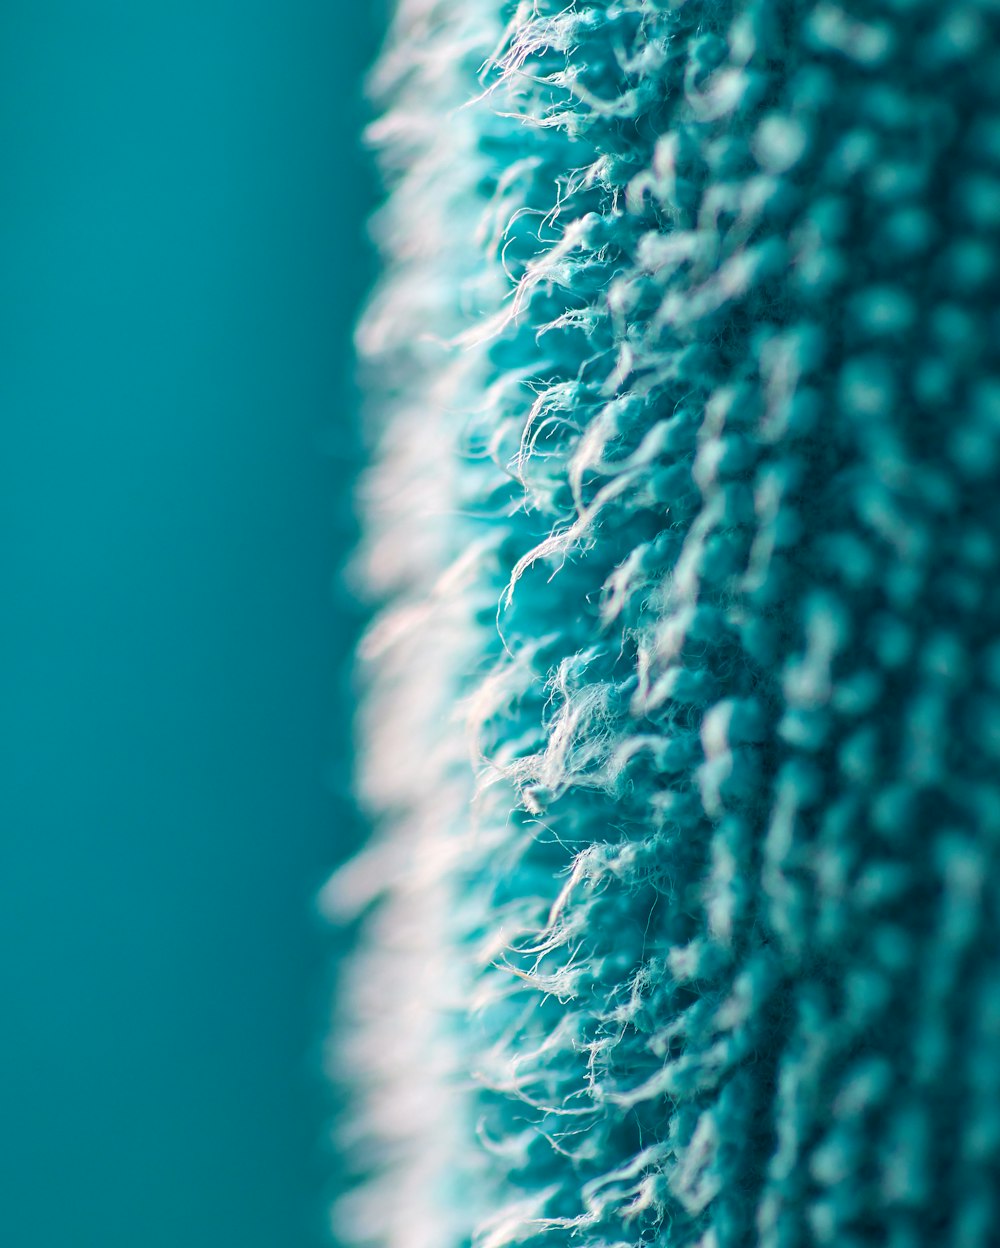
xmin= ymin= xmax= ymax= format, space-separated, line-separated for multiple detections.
xmin=336 ymin=2 xmax=1000 ymax=1245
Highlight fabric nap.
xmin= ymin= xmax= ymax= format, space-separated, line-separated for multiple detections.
xmin=335 ymin=3 xmax=1000 ymax=1246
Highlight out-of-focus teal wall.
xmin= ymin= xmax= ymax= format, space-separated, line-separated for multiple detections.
xmin=0 ymin=4 xmax=382 ymax=1245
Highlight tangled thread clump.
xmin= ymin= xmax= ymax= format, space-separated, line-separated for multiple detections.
xmin=340 ymin=2 xmax=1000 ymax=1246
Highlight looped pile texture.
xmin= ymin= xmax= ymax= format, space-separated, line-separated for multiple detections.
xmin=335 ymin=2 xmax=1000 ymax=1246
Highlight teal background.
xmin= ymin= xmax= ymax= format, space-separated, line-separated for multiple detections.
xmin=0 ymin=4 xmax=381 ymax=1245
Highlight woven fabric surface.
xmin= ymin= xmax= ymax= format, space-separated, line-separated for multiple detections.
xmin=335 ymin=3 xmax=1000 ymax=1246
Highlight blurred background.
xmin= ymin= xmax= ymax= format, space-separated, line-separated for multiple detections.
xmin=0 ymin=3 xmax=384 ymax=1244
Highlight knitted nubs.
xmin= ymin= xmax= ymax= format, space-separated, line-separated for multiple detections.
xmin=335 ymin=3 xmax=1000 ymax=1246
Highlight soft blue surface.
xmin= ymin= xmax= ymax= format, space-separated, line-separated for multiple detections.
xmin=0 ymin=4 xmax=378 ymax=1245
